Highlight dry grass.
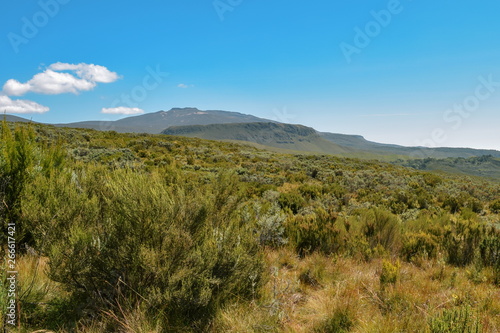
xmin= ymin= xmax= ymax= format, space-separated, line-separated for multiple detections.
xmin=213 ymin=249 xmax=500 ymax=332
xmin=12 ymin=250 xmax=500 ymax=332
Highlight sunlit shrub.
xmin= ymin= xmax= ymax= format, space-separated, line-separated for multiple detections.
xmin=428 ymin=306 xmax=482 ymax=333
xmin=359 ymin=208 xmax=401 ymax=254
xmin=24 ymin=169 xmax=263 ymax=330
xmin=380 ymin=260 xmax=400 ymax=286
xmin=443 ymin=219 xmax=483 ymax=267
xmin=285 ymin=207 xmax=342 ymax=256
xmin=401 ymin=232 xmax=438 ymax=262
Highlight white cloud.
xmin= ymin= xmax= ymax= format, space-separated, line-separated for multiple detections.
xmin=0 ymin=95 xmax=49 ymax=114
xmin=49 ymin=62 xmax=120 ymax=83
xmin=177 ymin=83 xmax=194 ymax=88
xmin=2 ymin=62 xmax=120 ymax=96
xmin=101 ymin=107 xmax=144 ymax=115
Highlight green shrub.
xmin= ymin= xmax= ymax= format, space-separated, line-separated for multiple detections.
xmin=479 ymin=227 xmax=500 ymax=285
xmin=360 ymin=208 xmax=401 ymax=254
xmin=285 ymin=207 xmax=342 ymax=256
xmin=428 ymin=306 xmax=482 ymax=333
xmin=313 ymin=308 xmax=355 ymax=333
xmin=489 ymin=200 xmax=500 ymax=214
xmin=0 ymin=122 xmax=38 ymax=247
xmin=278 ymin=191 xmax=307 ymax=214
xmin=401 ymin=232 xmax=438 ymax=262
xmin=443 ymin=219 xmax=483 ymax=267
xmin=380 ymin=260 xmax=400 ymax=286
xmin=24 ymin=169 xmax=263 ymax=330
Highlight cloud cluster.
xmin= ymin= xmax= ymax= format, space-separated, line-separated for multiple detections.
xmin=3 ymin=63 xmax=120 ymax=96
xmin=1 ymin=62 xmax=120 ymax=114
xmin=0 ymin=95 xmax=49 ymax=114
xmin=101 ymin=107 xmax=144 ymax=115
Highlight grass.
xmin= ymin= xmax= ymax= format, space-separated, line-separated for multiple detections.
xmin=211 ymin=249 xmax=500 ymax=332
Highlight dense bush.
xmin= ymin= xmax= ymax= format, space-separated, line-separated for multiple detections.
xmin=23 ymin=168 xmax=263 ymax=330
xmin=401 ymin=232 xmax=438 ymax=262
xmin=443 ymin=219 xmax=483 ymax=267
xmin=285 ymin=207 xmax=342 ymax=256
xmin=359 ymin=208 xmax=401 ymax=253
xmin=479 ymin=227 xmax=500 ymax=285
xmin=428 ymin=306 xmax=482 ymax=333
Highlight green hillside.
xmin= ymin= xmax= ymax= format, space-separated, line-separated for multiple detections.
xmin=163 ymin=122 xmax=352 ymax=155
xmin=320 ymin=132 xmax=500 ymax=159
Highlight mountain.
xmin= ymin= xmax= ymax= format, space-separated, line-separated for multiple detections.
xmin=163 ymin=122 xmax=351 ymax=155
xmin=2 ymin=114 xmax=38 ymax=123
xmin=56 ymin=107 xmax=271 ymax=134
xmin=4 ymin=108 xmax=500 ymax=161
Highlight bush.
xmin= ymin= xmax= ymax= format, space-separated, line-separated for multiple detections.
xmin=479 ymin=227 xmax=500 ymax=285
xmin=490 ymin=200 xmax=500 ymax=214
xmin=428 ymin=306 xmax=482 ymax=333
xmin=278 ymin=191 xmax=307 ymax=214
xmin=285 ymin=207 xmax=342 ymax=256
xmin=0 ymin=122 xmax=37 ymax=247
xmin=401 ymin=232 xmax=438 ymax=262
xmin=313 ymin=307 xmax=355 ymax=333
xmin=24 ymin=169 xmax=263 ymax=330
xmin=443 ymin=219 xmax=483 ymax=267
xmin=360 ymin=208 xmax=401 ymax=254
xmin=254 ymin=202 xmax=288 ymax=248
xmin=380 ymin=260 xmax=400 ymax=287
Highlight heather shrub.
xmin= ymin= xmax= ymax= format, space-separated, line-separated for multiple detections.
xmin=285 ymin=207 xmax=342 ymax=256
xmin=23 ymin=168 xmax=263 ymax=330
xmin=359 ymin=208 xmax=401 ymax=254
xmin=428 ymin=306 xmax=482 ymax=333
xmin=443 ymin=218 xmax=483 ymax=267
xmin=401 ymin=232 xmax=438 ymax=262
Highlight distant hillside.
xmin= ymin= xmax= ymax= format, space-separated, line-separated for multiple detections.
xmin=163 ymin=122 xmax=351 ymax=155
xmin=395 ymin=155 xmax=500 ymax=180
xmin=2 ymin=114 xmax=38 ymax=123
xmin=56 ymin=107 xmax=270 ymax=134
xmin=4 ymin=109 xmax=500 ymax=161
xmin=320 ymin=132 xmax=500 ymax=159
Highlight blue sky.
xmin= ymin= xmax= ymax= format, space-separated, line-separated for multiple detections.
xmin=1 ymin=0 xmax=500 ymax=149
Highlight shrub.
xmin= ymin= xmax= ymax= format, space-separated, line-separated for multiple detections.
xmin=313 ymin=308 xmax=355 ymax=333
xmin=285 ymin=207 xmax=342 ymax=256
xmin=0 ymin=122 xmax=38 ymax=247
xmin=428 ymin=306 xmax=482 ymax=333
xmin=360 ymin=208 xmax=401 ymax=254
xmin=401 ymin=232 xmax=438 ymax=262
xmin=479 ymin=227 xmax=500 ymax=285
xmin=489 ymin=200 xmax=500 ymax=214
xmin=443 ymin=219 xmax=483 ymax=267
xmin=380 ymin=260 xmax=400 ymax=287
xmin=278 ymin=191 xmax=307 ymax=214
xmin=24 ymin=169 xmax=263 ymax=330
xmin=255 ymin=203 xmax=288 ymax=248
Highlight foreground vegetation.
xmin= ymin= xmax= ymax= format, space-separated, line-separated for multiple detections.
xmin=1 ymin=121 xmax=499 ymax=332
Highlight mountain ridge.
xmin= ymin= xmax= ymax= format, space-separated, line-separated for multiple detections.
xmin=4 ymin=108 xmax=500 ymax=161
